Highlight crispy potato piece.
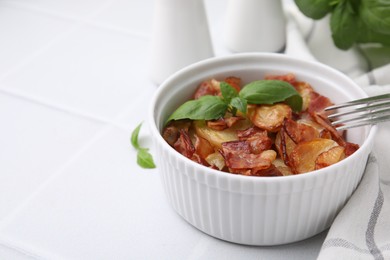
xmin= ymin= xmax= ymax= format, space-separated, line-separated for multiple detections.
xmin=290 ymin=138 xmax=338 ymax=174
xmin=315 ymin=146 xmax=345 ymax=170
xmin=293 ymin=81 xmax=314 ymax=111
xmin=272 ymin=158 xmax=293 ymax=176
xmin=194 ymin=119 xmax=252 ymax=149
xmin=205 ymin=152 xmax=225 ymax=170
xmin=194 ymin=135 xmax=215 ymax=160
xmin=249 ymin=104 xmax=292 ymax=132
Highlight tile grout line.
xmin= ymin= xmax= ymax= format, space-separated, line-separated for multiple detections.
xmin=0 ymin=86 xmax=131 ymax=131
xmin=1 ymin=0 xmax=150 ymax=40
xmin=0 ymin=0 xmax=150 ymax=82
xmin=0 ymin=237 xmax=49 ymax=260
xmin=0 ymin=125 xmax=116 ymax=259
xmin=0 ymin=96 xmax=140 ymax=230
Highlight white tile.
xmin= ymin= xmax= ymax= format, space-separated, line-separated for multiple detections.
xmin=5 ymin=0 xmax=111 ymax=19
xmin=1 ymin=24 xmax=154 ymax=120
xmin=0 ymin=93 xmax=104 ymax=220
xmin=0 ymin=127 xmax=206 ymax=259
xmin=90 ymin=0 xmax=154 ymax=36
xmin=0 ymin=4 xmax=74 ymax=77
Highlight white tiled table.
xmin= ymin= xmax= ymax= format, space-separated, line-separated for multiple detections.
xmin=0 ymin=0 xmax=328 ymax=259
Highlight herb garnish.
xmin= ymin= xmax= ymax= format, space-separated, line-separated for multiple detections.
xmin=294 ymin=0 xmax=390 ymax=49
xmin=166 ymin=80 xmax=302 ymax=124
xmin=131 ymin=122 xmax=156 ymax=169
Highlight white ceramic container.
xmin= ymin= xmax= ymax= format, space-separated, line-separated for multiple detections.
xmin=149 ymin=0 xmax=214 ymax=85
xmin=149 ymin=53 xmax=376 ymax=245
xmin=224 ymin=0 xmax=286 ymax=53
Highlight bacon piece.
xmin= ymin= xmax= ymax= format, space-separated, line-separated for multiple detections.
xmin=275 ymin=127 xmax=296 ymax=166
xmin=236 ymin=126 xmax=272 ymax=154
xmin=221 ymin=140 xmax=251 ymax=154
xmin=220 ymin=141 xmax=276 ymax=171
xmin=344 ymin=142 xmax=359 ymax=156
xmin=193 ymin=79 xmax=220 ymax=99
xmin=249 ymin=104 xmax=292 ymax=132
xmin=308 ymin=91 xmax=333 ymax=115
xmin=283 ymin=117 xmax=319 ymax=144
xmin=222 ymin=149 xmax=276 ymax=171
xmin=237 ymin=126 xmax=268 ymax=140
xmin=265 ymin=73 xmax=296 ymax=84
xmin=206 ymin=116 xmax=243 ymax=131
xmin=252 ymin=164 xmax=283 ymax=177
xmin=224 ymin=76 xmax=241 ymax=92
xmin=312 ymin=113 xmax=346 ymax=146
xmin=207 ymin=118 xmax=227 ymax=131
xmin=173 ymin=129 xmax=195 ymax=159
xmin=162 ymin=120 xmax=191 ymax=146
xmin=246 ymin=135 xmax=272 ymax=154
xmin=162 ymin=125 xmax=179 ymax=146
xmin=313 ymin=113 xmax=360 ymax=156
xmin=225 ymin=116 xmax=243 ymax=128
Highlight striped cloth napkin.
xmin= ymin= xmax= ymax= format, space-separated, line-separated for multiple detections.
xmin=284 ymin=5 xmax=390 ymax=260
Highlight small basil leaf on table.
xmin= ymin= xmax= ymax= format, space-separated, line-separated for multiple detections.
xmin=166 ymin=95 xmax=228 ymax=123
xmin=137 ymin=148 xmax=156 ymax=169
xmin=239 ymin=80 xmax=303 ymax=112
xmin=131 ymin=122 xmax=156 ymax=169
xmin=131 ymin=122 xmax=142 ymax=149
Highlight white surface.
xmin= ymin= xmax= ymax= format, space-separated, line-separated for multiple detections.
xmin=0 ymin=0 xmax=388 ymax=259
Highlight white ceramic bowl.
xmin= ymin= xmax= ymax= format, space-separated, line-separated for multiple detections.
xmin=148 ymin=53 xmax=376 ymax=245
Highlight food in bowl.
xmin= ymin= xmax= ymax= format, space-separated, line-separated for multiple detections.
xmin=149 ymin=53 xmax=376 ymax=245
xmin=162 ymin=73 xmax=359 ymax=176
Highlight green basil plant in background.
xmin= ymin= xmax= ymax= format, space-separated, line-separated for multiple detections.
xmin=294 ymin=0 xmax=390 ymax=50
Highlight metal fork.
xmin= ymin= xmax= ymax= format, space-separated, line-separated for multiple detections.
xmin=325 ymin=93 xmax=390 ymax=130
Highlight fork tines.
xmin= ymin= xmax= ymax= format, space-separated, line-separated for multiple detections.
xmin=325 ymin=93 xmax=390 ymax=130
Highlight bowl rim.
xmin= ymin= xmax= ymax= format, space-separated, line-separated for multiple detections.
xmin=148 ymin=53 xmax=377 ymax=184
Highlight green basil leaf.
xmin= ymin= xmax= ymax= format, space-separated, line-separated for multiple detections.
xmin=239 ymin=80 xmax=302 ymax=112
xmin=220 ymin=82 xmax=238 ymax=103
xmin=230 ymin=96 xmax=247 ymax=114
xmin=166 ymin=95 xmax=228 ymax=123
xmin=131 ymin=122 xmax=142 ymax=149
xmin=361 ymin=0 xmax=390 ymax=35
xmin=330 ymin=1 xmax=358 ymax=50
xmin=294 ymin=0 xmax=333 ymax=19
xmin=356 ymin=21 xmax=390 ymax=45
xmin=137 ymin=148 xmax=156 ymax=169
